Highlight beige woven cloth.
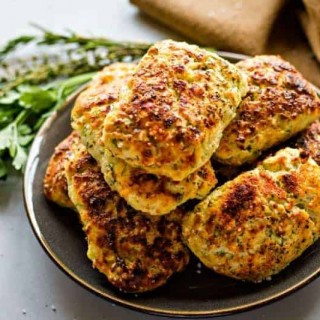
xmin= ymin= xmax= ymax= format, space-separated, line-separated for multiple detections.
xmin=131 ymin=0 xmax=320 ymax=87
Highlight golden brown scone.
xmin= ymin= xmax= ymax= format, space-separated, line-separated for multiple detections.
xmin=102 ymin=40 xmax=248 ymax=181
xmin=183 ymin=148 xmax=320 ymax=282
xmin=43 ymin=132 xmax=79 ymax=209
xmin=103 ymin=158 xmax=217 ymax=215
xmin=72 ymin=63 xmax=217 ymax=215
xmin=65 ymin=140 xmax=190 ymax=293
xmin=295 ymin=120 xmax=320 ymax=165
xmin=214 ymin=55 xmax=320 ymax=166
xmin=71 ymin=63 xmax=135 ymax=151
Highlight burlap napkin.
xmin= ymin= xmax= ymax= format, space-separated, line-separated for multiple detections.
xmin=131 ymin=0 xmax=320 ymax=87
xmin=299 ymin=0 xmax=320 ymax=62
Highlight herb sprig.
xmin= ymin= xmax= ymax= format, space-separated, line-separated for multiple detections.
xmin=0 ymin=26 xmax=151 ymax=179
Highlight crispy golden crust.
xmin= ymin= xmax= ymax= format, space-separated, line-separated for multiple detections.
xmin=72 ymin=63 xmax=217 ymax=215
xmin=104 ymin=158 xmax=217 ymax=215
xmin=102 ymin=40 xmax=247 ymax=180
xmin=43 ymin=132 xmax=79 ymax=209
xmin=214 ymin=55 xmax=320 ymax=166
xmin=183 ymin=148 xmax=320 ymax=282
xmin=71 ymin=63 xmax=134 ymax=148
xmin=65 ymin=142 xmax=189 ymax=293
xmin=295 ymin=120 xmax=320 ymax=165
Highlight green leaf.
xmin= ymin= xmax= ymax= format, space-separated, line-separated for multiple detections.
xmin=18 ymin=124 xmax=32 ymax=135
xmin=8 ymin=139 xmax=17 ymax=157
xmin=7 ymin=123 xmax=18 ymax=157
xmin=0 ymin=123 xmax=14 ymax=150
xmin=12 ymin=144 xmax=27 ymax=170
xmin=0 ymin=91 xmax=20 ymax=104
xmin=0 ymin=158 xmax=7 ymax=179
xmin=19 ymin=87 xmax=56 ymax=113
xmin=0 ymin=108 xmax=18 ymax=127
xmin=0 ymin=117 xmax=30 ymax=171
xmin=18 ymin=134 xmax=34 ymax=146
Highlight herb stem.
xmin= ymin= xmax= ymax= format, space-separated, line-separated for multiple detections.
xmin=14 ymin=109 xmax=30 ymax=125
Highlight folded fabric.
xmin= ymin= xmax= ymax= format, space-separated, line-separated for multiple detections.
xmin=131 ymin=0 xmax=320 ymax=87
xmin=267 ymin=3 xmax=320 ymax=88
xmin=130 ymin=0 xmax=286 ymax=55
xmin=299 ymin=0 xmax=320 ymax=62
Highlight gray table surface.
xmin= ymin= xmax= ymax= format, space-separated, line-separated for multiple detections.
xmin=1 ymin=1 xmax=320 ymax=319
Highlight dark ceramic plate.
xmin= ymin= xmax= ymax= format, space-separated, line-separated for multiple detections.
xmin=24 ymin=52 xmax=320 ymax=318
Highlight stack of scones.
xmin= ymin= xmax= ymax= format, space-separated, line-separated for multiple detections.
xmin=43 ymin=40 xmax=320 ymax=292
